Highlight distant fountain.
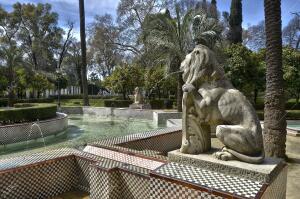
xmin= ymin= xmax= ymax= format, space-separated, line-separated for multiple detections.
xmin=129 ymin=87 xmax=151 ymax=109
xmin=27 ymin=120 xmax=46 ymax=148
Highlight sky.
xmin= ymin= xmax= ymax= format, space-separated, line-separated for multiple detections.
xmin=1 ymin=0 xmax=300 ymax=37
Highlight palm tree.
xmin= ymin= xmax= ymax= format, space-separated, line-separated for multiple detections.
xmin=79 ymin=0 xmax=89 ymax=106
xmin=142 ymin=6 xmax=221 ymax=112
xmin=263 ymin=0 xmax=287 ymax=158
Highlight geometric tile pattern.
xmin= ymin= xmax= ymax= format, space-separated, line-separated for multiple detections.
xmin=91 ymin=127 xmax=182 ymax=161
xmin=89 ymin=165 xmax=120 ymax=199
xmin=0 ymin=126 xmax=287 ymax=199
xmin=119 ymin=171 xmax=150 ymax=199
xmin=0 ymin=113 xmax=68 ymax=145
xmin=89 ymin=164 xmax=150 ymax=199
xmin=75 ymin=156 xmax=92 ymax=192
xmin=118 ymin=130 xmax=182 ymax=155
xmin=261 ymin=165 xmax=288 ymax=199
xmin=0 ymin=148 xmax=77 ymax=170
xmin=154 ymin=162 xmax=264 ymax=198
xmin=84 ymin=146 xmax=164 ymax=170
xmin=149 ymin=177 xmax=224 ymax=199
xmin=0 ymin=156 xmax=77 ymax=199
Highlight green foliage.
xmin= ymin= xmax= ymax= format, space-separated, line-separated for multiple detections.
xmin=103 ymin=64 xmax=144 ymax=99
xmin=149 ymin=99 xmax=164 ymax=109
xmin=257 ymin=110 xmax=300 ymax=120
xmin=144 ymin=65 xmax=176 ymax=98
xmin=149 ymin=99 xmax=175 ymax=109
xmin=55 ymin=74 xmax=68 ymax=90
xmin=223 ymin=44 xmax=265 ymax=102
xmin=282 ymin=47 xmax=300 ymax=102
xmin=0 ymin=69 xmax=8 ymax=95
xmin=0 ymin=98 xmax=55 ymax=107
xmin=0 ymin=103 xmax=57 ymax=124
xmin=14 ymin=3 xmax=63 ymax=71
xmin=30 ymin=72 xmax=53 ymax=93
xmin=192 ymin=12 xmax=222 ymax=48
xmin=103 ymin=100 xmax=132 ymax=107
xmin=142 ymin=8 xmax=222 ymax=68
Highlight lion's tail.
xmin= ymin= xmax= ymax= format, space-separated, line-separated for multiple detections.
xmin=226 ymin=148 xmax=265 ymax=164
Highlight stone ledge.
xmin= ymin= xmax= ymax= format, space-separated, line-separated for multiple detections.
xmin=153 ymin=111 xmax=182 ymax=125
xmin=168 ymin=149 xmax=286 ymax=183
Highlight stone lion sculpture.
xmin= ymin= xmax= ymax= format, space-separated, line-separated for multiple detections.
xmin=180 ymin=44 xmax=264 ymax=164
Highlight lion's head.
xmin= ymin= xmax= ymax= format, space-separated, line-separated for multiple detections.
xmin=180 ymin=45 xmax=225 ymax=86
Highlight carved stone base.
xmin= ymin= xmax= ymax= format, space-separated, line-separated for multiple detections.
xmin=168 ymin=149 xmax=286 ymax=183
xmin=129 ymin=103 xmax=151 ymax=109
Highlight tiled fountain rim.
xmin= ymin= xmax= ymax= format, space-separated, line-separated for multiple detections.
xmin=150 ymin=162 xmax=271 ymax=199
xmin=0 ymin=127 xmax=180 ymax=171
xmin=0 ymin=112 xmax=68 ymax=145
xmin=90 ymin=126 xmax=182 ymax=161
xmin=91 ymin=126 xmax=182 ymax=146
xmin=0 ymin=112 xmax=67 ymax=128
xmin=0 ymin=125 xmax=284 ymax=199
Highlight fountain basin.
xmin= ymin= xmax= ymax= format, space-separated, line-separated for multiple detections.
xmin=0 ymin=112 xmax=68 ymax=145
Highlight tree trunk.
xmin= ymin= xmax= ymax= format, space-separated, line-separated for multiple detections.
xmin=177 ymin=72 xmax=183 ymax=112
xmin=79 ymin=0 xmax=89 ymax=106
xmin=229 ymin=0 xmax=243 ymax=44
xmin=8 ymin=89 xmax=15 ymax=107
xmin=263 ymin=0 xmax=287 ymax=158
xmin=8 ymin=64 xmax=14 ymax=107
xmin=254 ymin=87 xmax=258 ymax=105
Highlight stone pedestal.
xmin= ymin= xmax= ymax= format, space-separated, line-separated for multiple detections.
xmin=129 ymin=103 xmax=151 ymax=109
xmin=168 ymin=149 xmax=287 ymax=198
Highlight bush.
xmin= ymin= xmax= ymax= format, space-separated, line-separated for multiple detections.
xmin=0 ymin=99 xmax=7 ymax=107
xmin=255 ymin=101 xmax=300 ymax=110
xmin=149 ymin=99 xmax=175 ymax=109
xmin=50 ymin=94 xmax=123 ymax=100
xmin=0 ymin=103 xmax=57 ymax=125
xmin=0 ymin=98 xmax=55 ymax=107
xmin=14 ymin=103 xmax=34 ymax=108
xmin=103 ymin=100 xmax=133 ymax=107
xmin=150 ymin=99 xmax=164 ymax=109
xmin=256 ymin=110 xmax=300 ymax=120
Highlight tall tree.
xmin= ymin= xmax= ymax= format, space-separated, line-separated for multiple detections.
xmin=79 ymin=0 xmax=89 ymax=106
xmin=201 ymin=0 xmax=207 ymax=12
xmin=15 ymin=3 xmax=62 ymax=72
xmin=0 ymin=6 xmax=22 ymax=106
xmin=88 ymin=14 xmax=121 ymax=78
xmin=142 ymin=7 xmax=221 ymax=111
xmin=263 ymin=0 xmax=287 ymax=158
xmin=209 ymin=0 xmax=218 ymax=20
xmin=228 ymin=0 xmax=243 ymax=44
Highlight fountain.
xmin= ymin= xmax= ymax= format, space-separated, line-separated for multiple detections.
xmin=27 ymin=120 xmax=46 ymax=148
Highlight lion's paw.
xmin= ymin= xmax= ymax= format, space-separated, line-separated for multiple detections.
xmin=213 ymin=151 xmax=235 ymax=161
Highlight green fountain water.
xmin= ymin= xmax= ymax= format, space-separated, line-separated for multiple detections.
xmin=0 ymin=114 xmax=164 ymax=158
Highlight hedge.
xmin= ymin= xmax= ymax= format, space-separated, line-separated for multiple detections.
xmin=257 ymin=110 xmax=300 ymax=120
xmin=0 ymin=98 xmax=55 ymax=107
xmin=103 ymin=100 xmax=133 ymax=107
xmin=0 ymin=103 xmax=57 ymax=125
xmin=254 ymin=101 xmax=300 ymax=110
xmin=149 ymin=99 xmax=175 ymax=109
xmin=50 ymin=95 xmax=123 ymax=100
